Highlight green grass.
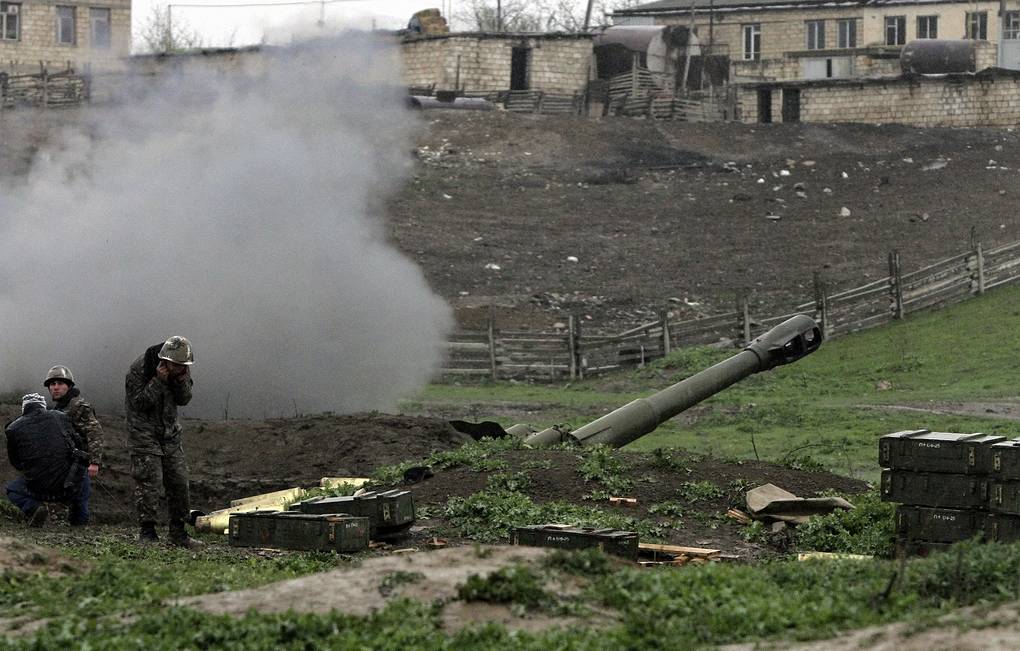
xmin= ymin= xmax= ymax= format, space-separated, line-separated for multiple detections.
xmin=406 ymin=285 xmax=1020 ymax=481
xmin=7 ymin=539 xmax=1020 ymax=649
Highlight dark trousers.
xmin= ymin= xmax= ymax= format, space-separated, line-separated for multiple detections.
xmin=6 ymin=475 xmax=90 ymax=525
xmin=131 ymin=444 xmax=190 ymax=526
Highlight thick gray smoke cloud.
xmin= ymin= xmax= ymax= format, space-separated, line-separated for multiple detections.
xmin=0 ymin=35 xmax=453 ymax=418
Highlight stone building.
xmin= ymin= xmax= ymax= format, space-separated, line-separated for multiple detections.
xmin=738 ymin=68 xmax=1020 ymax=125
xmin=614 ymin=0 xmax=1020 ymax=81
xmin=0 ymin=0 xmax=130 ymax=73
xmin=400 ymin=32 xmax=594 ymax=93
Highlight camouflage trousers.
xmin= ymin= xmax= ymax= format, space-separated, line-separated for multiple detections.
xmin=130 ymin=445 xmax=190 ymax=526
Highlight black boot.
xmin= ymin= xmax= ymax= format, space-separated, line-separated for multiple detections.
xmin=138 ymin=521 xmax=159 ymax=544
xmin=168 ymin=521 xmax=204 ymax=549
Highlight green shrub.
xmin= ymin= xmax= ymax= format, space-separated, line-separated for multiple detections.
xmin=794 ymin=490 xmax=896 ymax=556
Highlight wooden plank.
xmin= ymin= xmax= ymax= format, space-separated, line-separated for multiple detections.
xmin=638 ymin=543 xmax=720 ymax=557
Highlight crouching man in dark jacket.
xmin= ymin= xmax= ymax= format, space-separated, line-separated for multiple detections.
xmin=4 ymin=393 xmax=90 ymax=527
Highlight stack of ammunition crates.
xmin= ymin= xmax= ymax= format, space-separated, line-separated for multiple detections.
xmin=880 ymin=429 xmax=1020 ymax=550
xmin=228 ymin=489 xmax=416 ymax=552
xmin=291 ymin=490 xmax=416 ymax=539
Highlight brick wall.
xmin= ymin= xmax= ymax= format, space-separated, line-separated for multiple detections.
xmin=401 ymin=34 xmax=593 ymax=93
xmin=737 ymin=71 xmax=1020 ymax=126
xmin=0 ymin=0 xmax=130 ymax=73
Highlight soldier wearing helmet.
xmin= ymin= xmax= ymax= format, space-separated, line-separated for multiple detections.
xmin=43 ymin=365 xmax=104 ymax=481
xmin=124 ymin=336 xmax=201 ymax=548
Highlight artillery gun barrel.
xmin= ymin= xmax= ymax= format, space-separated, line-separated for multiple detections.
xmin=524 ymin=315 xmax=822 ymax=448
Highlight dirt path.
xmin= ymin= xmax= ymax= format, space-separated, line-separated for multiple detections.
xmin=724 ymin=600 xmax=1020 ymax=650
xmin=862 ymin=401 xmax=1020 ymax=423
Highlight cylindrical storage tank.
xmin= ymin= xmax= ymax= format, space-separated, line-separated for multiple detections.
xmin=901 ymin=39 xmax=976 ymax=75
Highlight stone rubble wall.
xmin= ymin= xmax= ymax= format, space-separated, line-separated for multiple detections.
xmin=738 ymin=72 xmax=1020 ymax=126
xmin=401 ymin=35 xmax=593 ymax=93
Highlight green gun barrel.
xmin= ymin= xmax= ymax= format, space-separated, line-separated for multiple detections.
xmin=523 ymin=314 xmax=822 ymax=448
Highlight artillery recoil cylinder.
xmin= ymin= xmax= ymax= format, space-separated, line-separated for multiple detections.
xmin=523 ymin=315 xmax=822 ymax=448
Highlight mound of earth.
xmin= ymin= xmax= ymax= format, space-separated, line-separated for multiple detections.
xmin=387 ymin=446 xmax=868 ymax=560
xmin=0 ymin=535 xmax=80 ymax=577
xmin=0 ymin=403 xmax=471 ymax=523
xmin=178 ymin=544 xmax=596 ymax=634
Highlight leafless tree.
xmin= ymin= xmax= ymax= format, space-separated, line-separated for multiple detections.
xmin=454 ymin=0 xmax=649 ymax=33
xmin=135 ymin=5 xmax=204 ymax=54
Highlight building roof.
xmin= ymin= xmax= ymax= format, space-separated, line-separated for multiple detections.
xmin=401 ymin=31 xmax=595 ymax=43
xmin=616 ymin=0 xmax=988 ymax=13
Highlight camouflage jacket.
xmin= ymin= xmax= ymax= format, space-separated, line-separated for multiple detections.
xmin=124 ymin=343 xmax=193 ymax=456
xmin=54 ymin=387 xmax=104 ymax=466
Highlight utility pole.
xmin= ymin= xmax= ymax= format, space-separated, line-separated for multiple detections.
xmin=583 ymin=0 xmax=594 ymax=30
xmin=166 ymin=4 xmax=173 ymax=52
xmin=496 ymin=0 xmax=502 ymax=31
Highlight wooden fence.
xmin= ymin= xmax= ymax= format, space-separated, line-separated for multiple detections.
xmin=442 ymin=239 xmax=1020 ymax=381
xmin=411 ymin=66 xmax=737 ymax=122
xmin=0 ymin=67 xmax=89 ymax=109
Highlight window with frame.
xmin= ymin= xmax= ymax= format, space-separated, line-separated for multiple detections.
xmin=90 ymin=7 xmax=110 ymax=48
xmin=0 ymin=2 xmax=20 ymax=41
xmin=806 ymin=20 xmax=825 ymax=50
xmin=966 ymin=11 xmax=987 ymax=39
xmin=743 ymin=23 xmax=761 ymax=61
xmin=916 ymin=15 xmax=938 ymax=39
xmin=1006 ymin=11 xmax=1020 ymax=39
xmin=837 ymin=19 xmax=857 ymax=48
xmin=885 ymin=15 xmax=906 ymax=45
xmin=56 ymin=5 xmax=75 ymax=45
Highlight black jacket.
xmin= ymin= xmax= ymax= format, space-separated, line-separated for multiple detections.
xmin=5 ymin=404 xmax=83 ymax=500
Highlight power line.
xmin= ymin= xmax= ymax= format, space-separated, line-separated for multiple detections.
xmin=169 ymin=0 xmax=367 ymax=8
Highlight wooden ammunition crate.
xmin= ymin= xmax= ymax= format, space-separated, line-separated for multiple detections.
xmin=881 ymin=469 xmax=989 ymax=509
xmin=991 ymin=438 xmax=1020 ymax=480
xmin=228 ymin=511 xmax=369 ymax=552
xmin=512 ymin=524 xmax=639 ymax=559
xmin=895 ymin=505 xmax=986 ymax=544
xmin=879 ymin=430 xmax=1005 ymax=474
xmin=984 ymin=513 xmax=1020 ymax=543
xmin=988 ymin=480 xmax=1020 ymax=515
xmin=290 ymin=490 xmax=415 ymax=537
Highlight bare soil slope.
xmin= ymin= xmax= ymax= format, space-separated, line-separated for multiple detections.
xmin=390 ymin=112 xmax=1020 ymax=330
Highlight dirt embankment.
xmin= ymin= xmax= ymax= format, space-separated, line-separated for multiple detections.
xmin=0 ymin=403 xmax=470 ymax=522
xmin=390 ymin=112 xmax=1020 ymax=331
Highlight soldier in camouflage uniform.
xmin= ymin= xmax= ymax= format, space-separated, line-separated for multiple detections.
xmin=124 ymin=336 xmax=201 ymax=547
xmin=44 ymin=366 xmax=104 ymax=480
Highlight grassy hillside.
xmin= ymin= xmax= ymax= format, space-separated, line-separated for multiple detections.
xmin=411 ymin=284 xmax=1020 ymax=482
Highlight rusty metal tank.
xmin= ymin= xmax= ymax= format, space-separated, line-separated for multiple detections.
xmin=901 ymin=40 xmax=977 ymax=75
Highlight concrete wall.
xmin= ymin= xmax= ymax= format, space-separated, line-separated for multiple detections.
xmin=738 ymin=71 xmax=1020 ymax=126
xmin=0 ymin=0 xmax=130 ymax=73
xmin=401 ymin=34 xmax=593 ymax=93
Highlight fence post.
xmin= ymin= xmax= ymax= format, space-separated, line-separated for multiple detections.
xmin=40 ymin=63 xmax=48 ymax=108
xmin=888 ymin=250 xmax=904 ymax=319
xmin=568 ymin=314 xmax=578 ymax=380
xmin=976 ymin=242 xmax=986 ymax=295
xmin=741 ymin=296 xmax=752 ymax=345
xmin=813 ymin=271 xmax=828 ymax=338
xmin=487 ymin=305 xmax=498 ymax=381
xmin=574 ymin=315 xmax=584 ymax=379
xmin=660 ymin=310 xmax=671 ymax=356
xmin=536 ymin=90 xmax=545 ymax=114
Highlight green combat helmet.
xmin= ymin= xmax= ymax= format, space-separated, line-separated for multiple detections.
xmin=158 ymin=336 xmax=194 ymax=366
xmin=43 ymin=365 xmax=75 ymax=387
